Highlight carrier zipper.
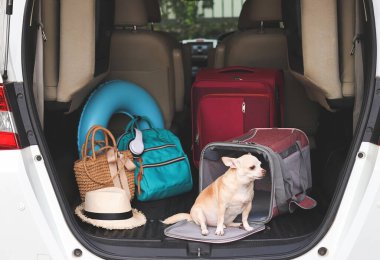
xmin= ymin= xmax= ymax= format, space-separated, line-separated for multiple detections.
xmin=142 ymin=156 xmax=186 ymax=168
xmin=144 ymin=144 xmax=176 ymax=152
xmin=233 ymin=129 xmax=257 ymax=143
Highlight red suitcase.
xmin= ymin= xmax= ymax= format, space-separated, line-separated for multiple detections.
xmin=192 ymin=66 xmax=284 ymax=166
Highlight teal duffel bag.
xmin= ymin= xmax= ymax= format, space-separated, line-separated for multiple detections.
xmin=117 ymin=116 xmax=193 ymax=201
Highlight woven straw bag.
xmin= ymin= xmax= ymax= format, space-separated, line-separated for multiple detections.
xmin=74 ymin=125 xmax=135 ymax=201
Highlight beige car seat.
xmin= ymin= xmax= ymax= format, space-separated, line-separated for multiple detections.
xmin=213 ymin=0 xmax=320 ymax=137
xmin=291 ymin=0 xmax=356 ymax=111
xmin=214 ymin=0 xmax=287 ymax=69
xmin=107 ymin=0 xmax=185 ymax=128
xmin=43 ymin=0 xmax=111 ymax=112
xmin=144 ymin=0 xmax=192 ymax=108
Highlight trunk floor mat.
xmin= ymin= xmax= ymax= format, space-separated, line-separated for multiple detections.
xmin=76 ymin=203 xmax=325 ymax=243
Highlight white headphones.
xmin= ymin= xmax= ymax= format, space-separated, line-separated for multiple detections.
xmin=128 ymin=128 xmax=144 ymax=157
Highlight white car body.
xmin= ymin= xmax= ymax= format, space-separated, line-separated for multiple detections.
xmin=0 ymin=0 xmax=379 ymax=259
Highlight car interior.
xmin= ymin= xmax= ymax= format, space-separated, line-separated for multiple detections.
xmin=32 ymin=0 xmax=375 ymax=258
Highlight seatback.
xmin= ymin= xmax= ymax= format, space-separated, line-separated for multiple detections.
xmin=289 ymin=0 xmax=356 ymax=111
xmin=214 ymin=0 xmax=288 ymax=69
xmin=108 ymin=0 xmax=185 ymax=128
xmin=144 ymin=0 xmax=189 ymax=111
xmin=43 ymin=0 xmax=114 ymax=112
xmin=213 ymin=0 xmax=320 ymax=137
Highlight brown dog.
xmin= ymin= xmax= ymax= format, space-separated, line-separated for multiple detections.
xmin=163 ymin=154 xmax=266 ymax=236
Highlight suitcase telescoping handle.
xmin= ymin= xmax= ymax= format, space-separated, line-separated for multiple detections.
xmin=218 ymin=66 xmax=255 ymax=74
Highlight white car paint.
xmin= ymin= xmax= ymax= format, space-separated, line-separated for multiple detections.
xmin=0 ymin=0 xmax=380 ymax=259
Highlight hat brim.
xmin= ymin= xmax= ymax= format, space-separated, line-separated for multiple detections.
xmin=75 ymin=204 xmax=146 ymax=230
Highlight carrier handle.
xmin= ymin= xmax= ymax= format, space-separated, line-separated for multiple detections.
xmin=218 ymin=66 xmax=255 ymax=74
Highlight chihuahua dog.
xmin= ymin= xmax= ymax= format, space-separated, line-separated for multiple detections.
xmin=163 ymin=154 xmax=266 ymax=236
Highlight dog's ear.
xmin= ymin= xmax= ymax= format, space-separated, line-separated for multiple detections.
xmin=221 ymin=157 xmax=239 ymax=168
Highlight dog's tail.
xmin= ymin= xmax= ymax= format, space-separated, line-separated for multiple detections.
xmin=162 ymin=213 xmax=192 ymax=225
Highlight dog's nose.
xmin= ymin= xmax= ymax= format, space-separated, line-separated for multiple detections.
xmin=261 ymin=169 xmax=266 ymax=175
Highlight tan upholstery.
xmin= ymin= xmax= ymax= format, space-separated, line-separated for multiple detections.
xmin=294 ymin=0 xmax=355 ymax=111
xmin=213 ymin=0 xmax=319 ymax=137
xmin=214 ymin=0 xmax=287 ymax=69
xmin=108 ymin=0 xmax=186 ymax=128
xmin=214 ymin=31 xmax=288 ymax=69
xmin=114 ymin=0 xmax=148 ymax=27
xmin=44 ymin=0 xmax=108 ymax=112
xmin=42 ymin=0 xmax=112 ymax=113
xmin=238 ymin=0 xmax=282 ymax=30
xmin=57 ymin=0 xmax=97 ymax=105
xmin=339 ymin=0 xmax=355 ymax=97
xmin=42 ymin=0 xmax=59 ymax=100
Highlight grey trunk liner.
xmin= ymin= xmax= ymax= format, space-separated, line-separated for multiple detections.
xmin=164 ymin=220 xmax=265 ymax=244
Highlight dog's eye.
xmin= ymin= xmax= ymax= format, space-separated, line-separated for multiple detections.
xmin=250 ymin=166 xmax=256 ymax=170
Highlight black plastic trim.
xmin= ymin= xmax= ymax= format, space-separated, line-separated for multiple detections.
xmin=4 ymin=82 xmax=37 ymax=147
xmin=44 ymin=101 xmax=71 ymax=111
xmin=363 ymin=78 xmax=380 ymax=143
xmin=326 ymin=97 xmax=355 ymax=109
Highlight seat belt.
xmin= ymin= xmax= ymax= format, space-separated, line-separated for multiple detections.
xmin=352 ymin=0 xmax=366 ymax=131
xmin=32 ymin=0 xmax=46 ymax=126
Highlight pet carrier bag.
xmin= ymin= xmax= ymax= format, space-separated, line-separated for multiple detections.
xmin=199 ymin=128 xmax=317 ymax=223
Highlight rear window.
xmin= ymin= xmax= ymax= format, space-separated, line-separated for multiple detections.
xmin=157 ymin=0 xmax=244 ymax=40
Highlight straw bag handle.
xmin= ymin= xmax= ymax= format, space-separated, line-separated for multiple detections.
xmin=81 ymin=125 xmax=117 ymax=159
xmin=81 ymin=126 xmax=125 ymax=185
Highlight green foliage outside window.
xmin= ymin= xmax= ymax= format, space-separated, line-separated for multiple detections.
xmin=157 ymin=0 xmax=240 ymax=40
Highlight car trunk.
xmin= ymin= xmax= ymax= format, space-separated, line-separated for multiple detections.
xmin=43 ymin=105 xmax=351 ymax=257
xmin=28 ymin=0 xmax=376 ymax=258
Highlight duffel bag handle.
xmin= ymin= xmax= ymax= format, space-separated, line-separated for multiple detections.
xmin=124 ymin=116 xmax=154 ymax=137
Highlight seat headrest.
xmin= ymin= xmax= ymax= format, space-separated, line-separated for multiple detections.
xmin=145 ymin=0 xmax=161 ymax=23
xmin=238 ymin=0 xmax=282 ymax=30
xmin=114 ymin=0 xmax=148 ymax=27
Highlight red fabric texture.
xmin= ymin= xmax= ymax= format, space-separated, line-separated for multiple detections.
xmin=238 ymin=128 xmax=309 ymax=153
xmin=192 ymin=66 xmax=284 ymax=166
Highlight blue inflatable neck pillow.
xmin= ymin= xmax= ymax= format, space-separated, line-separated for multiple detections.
xmin=77 ymin=80 xmax=164 ymax=156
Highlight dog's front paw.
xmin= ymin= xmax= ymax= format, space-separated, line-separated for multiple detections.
xmin=215 ymin=226 xmax=225 ymax=236
xmin=201 ymin=229 xmax=209 ymax=236
xmin=243 ymin=225 xmax=254 ymax=232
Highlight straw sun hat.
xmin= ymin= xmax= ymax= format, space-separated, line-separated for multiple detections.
xmin=75 ymin=187 xmax=146 ymax=230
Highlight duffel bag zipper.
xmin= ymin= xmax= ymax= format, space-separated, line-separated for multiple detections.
xmin=136 ymin=156 xmax=187 ymax=194
xmin=144 ymin=144 xmax=176 ymax=152
xmin=142 ymin=156 xmax=186 ymax=168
